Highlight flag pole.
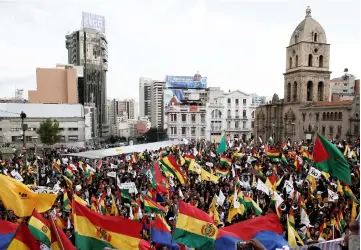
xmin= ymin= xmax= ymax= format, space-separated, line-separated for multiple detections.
xmin=50 ymin=215 xmax=65 ymax=250
xmin=7 ymin=217 xmax=25 ymax=247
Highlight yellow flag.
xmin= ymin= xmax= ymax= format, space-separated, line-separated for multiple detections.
xmin=288 ymin=220 xmax=304 ymax=247
xmin=307 ymin=175 xmax=316 ymax=193
xmin=351 ymin=200 xmax=358 ymax=221
xmin=74 ymin=194 xmax=87 ymax=206
xmin=227 ymin=187 xmax=244 ymax=223
xmin=0 ymin=175 xmax=57 ymax=217
xmin=200 ymin=168 xmax=219 ymax=183
xmin=179 ymin=155 xmax=186 ymax=166
xmin=188 ymin=160 xmax=202 ymax=175
xmin=111 ymin=195 xmax=119 ymax=216
xmin=208 ymin=196 xmax=221 ymax=226
xmin=337 ymin=180 xmax=344 ymax=196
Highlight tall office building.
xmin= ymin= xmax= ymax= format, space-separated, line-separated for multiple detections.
xmin=65 ymin=19 xmax=109 ymax=137
xmin=151 ymin=81 xmax=165 ymax=128
xmin=139 ymin=77 xmax=152 ymax=119
xmin=108 ymin=98 xmax=137 ymax=135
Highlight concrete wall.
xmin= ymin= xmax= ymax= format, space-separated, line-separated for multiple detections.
xmin=28 ymin=68 xmax=78 ymax=104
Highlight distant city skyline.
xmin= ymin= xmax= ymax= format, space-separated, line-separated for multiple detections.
xmin=0 ymin=1 xmax=359 ymax=101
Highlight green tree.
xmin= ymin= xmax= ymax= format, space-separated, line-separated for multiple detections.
xmin=37 ymin=119 xmax=61 ymax=146
xmin=145 ymin=127 xmax=168 ymax=142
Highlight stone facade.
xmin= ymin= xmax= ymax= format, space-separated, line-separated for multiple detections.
xmin=255 ymin=7 xmax=360 ymax=142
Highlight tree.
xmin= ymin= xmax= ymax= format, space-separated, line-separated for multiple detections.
xmin=145 ymin=127 xmax=168 ymax=142
xmin=37 ymin=119 xmax=61 ymax=146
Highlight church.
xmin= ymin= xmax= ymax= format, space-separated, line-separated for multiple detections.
xmin=255 ymin=7 xmax=360 ymax=142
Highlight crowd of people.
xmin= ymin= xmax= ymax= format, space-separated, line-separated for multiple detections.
xmin=0 ymin=136 xmax=359 ymax=250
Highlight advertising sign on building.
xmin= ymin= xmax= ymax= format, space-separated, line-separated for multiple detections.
xmin=165 ymin=75 xmax=207 ymax=89
xmin=82 ymin=12 xmax=105 ymax=33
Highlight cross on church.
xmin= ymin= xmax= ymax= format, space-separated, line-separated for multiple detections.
xmin=306 ymin=6 xmax=311 ymax=17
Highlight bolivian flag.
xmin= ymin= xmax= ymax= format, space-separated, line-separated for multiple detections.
xmin=63 ymin=175 xmax=73 ymax=188
xmin=7 ymin=222 xmax=40 ymax=250
xmin=143 ymin=195 xmax=166 ymax=214
xmin=220 ymin=155 xmax=232 ymax=167
xmin=160 ymin=155 xmax=186 ymax=185
xmin=65 ymin=166 xmax=73 ymax=178
xmin=0 ymin=175 xmax=57 ymax=217
xmin=215 ymin=168 xmax=230 ymax=177
xmin=344 ymin=185 xmax=359 ymax=204
xmin=50 ymin=219 xmax=76 ymax=250
xmin=56 ymin=215 xmax=66 ymax=230
xmin=28 ymin=210 xmax=51 ymax=247
xmin=173 ymin=201 xmax=218 ymax=249
xmin=63 ymin=191 xmax=72 ymax=211
xmin=73 ymin=200 xmax=143 ymax=250
xmin=266 ymin=149 xmax=281 ymax=158
xmin=184 ymin=154 xmax=195 ymax=164
xmin=243 ymin=193 xmax=262 ymax=215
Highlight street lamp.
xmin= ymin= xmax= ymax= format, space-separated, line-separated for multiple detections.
xmin=20 ymin=111 xmax=27 ymax=168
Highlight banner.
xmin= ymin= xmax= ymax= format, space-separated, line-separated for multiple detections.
xmin=118 ymin=182 xmax=138 ymax=194
xmin=284 ymin=181 xmax=294 ymax=194
xmin=328 ymin=189 xmax=339 ymax=202
xmin=107 ymin=171 xmax=116 ymax=178
xmin=257 ymin=179 xmax=270 ymax=195
xmin=308 ymin=166 xmax=322 ymax=179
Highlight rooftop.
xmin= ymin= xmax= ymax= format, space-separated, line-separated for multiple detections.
xmin=306 ymin=100 xmax=353 ymax=107
xmin=0 ymin=103 xmax=84 ymax=118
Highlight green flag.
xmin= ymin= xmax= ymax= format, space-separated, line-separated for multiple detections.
xmin=313 ymin=134 xmax=351 ymax=184
xmin=216 ymin=133 xmax=227 ymax=154
xmin=120 ymin=189 xmax=131 ymax=204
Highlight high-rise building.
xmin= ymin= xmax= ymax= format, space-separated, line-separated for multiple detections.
xmin=330 ymin=69 xmax=359 ymax=101
xmin=151 ymin=81 xmax=165 ymax=128
xmin=65 ymin=27 xmax=109 ymax=137
xmin=139 ymin=77 xmax=152 ymax=119
xmin=108 ymin=98 xmax=138 ymax=135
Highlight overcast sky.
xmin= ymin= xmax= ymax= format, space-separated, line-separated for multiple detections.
xmin=0 ymin=0 xmax=360 ymax=101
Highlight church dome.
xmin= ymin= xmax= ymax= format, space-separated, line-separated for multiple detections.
xmin=289 ymin=6 xmax=327 ymax=46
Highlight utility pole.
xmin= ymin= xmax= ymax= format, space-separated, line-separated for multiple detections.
xmin=20 ymin=111 xmax=27 ymax=168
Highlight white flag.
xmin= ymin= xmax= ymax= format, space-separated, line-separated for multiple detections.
xmin=257 ymin=179 xmax=270 ymax=195
xmin=231 ymin=166 xmax=235 ymax=178
xmin=328 ymin=189 xmax=339 ymax=202
xmin=308 ymin=167 xmax=322 ymax=179
xmin=179 ymin=189 xmax=184 ymax=200
xmin=300 ymin=208 xmax=310 ymax=226
xmin=217 ymin=190 xmax=226 ymax=206
xmin=107 ymin=172 xmax=117 ymax=178
xmin=11 ymin=170 xmax=24 ymax=182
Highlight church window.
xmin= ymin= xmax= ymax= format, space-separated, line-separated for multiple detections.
xmin=330 ymin=112 xmax=334 ymax=120
xmin=319 ymin=55 xmax=323 ymax=67
xmin=295 ymin=55 xmax=298 ymax=67
xmin=317 ymin=82 xmax=324 ymax=101
xmin=307 ymin=81 xmax=313 ymax=101
xmin=308 ymin=54 xmax=313 ymax=66
xmin=338 ymin=112 xmax=342 ymax=120
xmin=314 ymin=33 xmax=318 ymax=42
xmin=322 ymin=112 xmax=326 ymax=120
xmin=289 ymin=57 xmax=292 ymax=68
xmin=293 ymin=82 xmax=298 ymax=101
xmin=287 ymin=82 xmax=291 ymax=102
xmin=326 ymin=112 xmax=330 ymax=120
xmin=322 ymin=126 xmax=325 ymax=135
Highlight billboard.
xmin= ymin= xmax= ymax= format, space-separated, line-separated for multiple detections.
xmin=165 ymin=75 xmax=207 ymax=89
xmin=82 ymin=12 xmax=105 ymax=33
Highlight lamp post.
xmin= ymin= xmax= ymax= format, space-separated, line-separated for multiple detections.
xmin=20 ymin=111 xmax=27 ymax=168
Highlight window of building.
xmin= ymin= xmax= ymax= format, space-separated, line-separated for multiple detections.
xmin=243 ymin=110 xmax=246 ymax=118
xmin=171 ymin=114 xmax=177 ymax=122
xmin=295 ymin=55 xmax=298 ymax=67
xmin=235 ymin=110 xmax=239 ymax=118
xmin=227 ymin=121 xmax=231 ymax=129
xmin=322 ymin=112 xmax=326 ymax=120
xmin=243 ymin=99 xmax=247 ymax=105
xmin=227 ymin=98 xmax=231 ymax=104
xmin=287 ymin=82 xmax=291 ymax=102
xmin=68 ymin=135 xmax=78 ymax=141
xmin=191 ymin=114 xmax=196 ymax=122
xmin=314 ymin=33 xmax=318 ymax=42
xmin=235 ymin=121 xmax=239 ymax=129
xmin=319 ymin=55 xmax=323 ymax=67
xmin=355 ymin=125 xmax=359 ymax=135
xmin=308 ymin=54 xmax=313 ymax=66
xmin=201 ymin=127 xmax=205 ymax=136
xmin=307 ymin=81 xmax=313 ymax=101
xmin=251 ymin=121 xmax=254 ymax=128
xmin=317 ymin=82 xmax=324 ymax=101
xmin=343 ymin=90 xmax=348 ymax=93
xmin=171 ymin=127 xmax=177 ymax=135
xmin=322 ymin=126 xmax=325 ymax=135
xmin=293 ymin=82 xmax=298 ymax=101
xmin=337 ymin=126 xmax=342 ymax=135
xmin=191 ymin=127 xmax=196 ymax=136
xmin=338 ymin=112 xmax=342 ymax=120
xmin=235 ymin=99 xmax=239 ymax=105
xmin=227 ymin=110 xmax=231 ymax=118
xmin=181 ymin=127 xmax=186 ymax=135
xmin=201 ymin=114 xmax=206 ymax=123
xmin=243 ymin=121 xmax=246 ymax=129
xmin=182 ymin=114 xmax=186 ymax=122
xmin=289 ymin=57 xmax=292 ymax=69
xmin=68 ymin=128 xmax=78 ymax=131
xmin=344 ymin=83 xmax=348 ymax=87
xmin=251 ymin=111 xmax=255 ymax=118
xmin=329 ymin=126 xmax=333 ymax=135
xmin=330 ymin=112 xmax=334 ymax=120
